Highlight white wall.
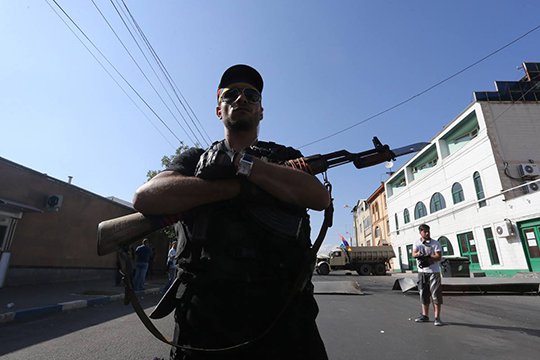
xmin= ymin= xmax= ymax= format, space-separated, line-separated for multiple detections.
xmin=386 ymin=102 xmax=540 ymax=272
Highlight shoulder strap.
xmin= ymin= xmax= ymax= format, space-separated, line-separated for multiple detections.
xmin=119 ymin=154 xmax=334 ymax=353
xmin=119 ymin=195 xmax=333 ymax=352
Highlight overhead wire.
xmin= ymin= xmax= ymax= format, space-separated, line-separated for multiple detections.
xmin=118 ymin=0 xmax=213 ymax=146
xmin=47 ymin=0 xmax=188 ymax=146
xmin=47 ymin=1 xmax=539 ymax=152
xmin=491 ymin=81 xmax=540 ymax=125
xmin=299 ymin=23 xmax=540 ymax=149
xmin=112 ymin=0 xmax=211 ymax=147
xmin=89 ymin=0 xmax=200 ymax=146
xmin=44 ymin=0 xmax=178 ymax=150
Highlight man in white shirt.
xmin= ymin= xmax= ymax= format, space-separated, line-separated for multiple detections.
xmin=162 ymin=241 xmax=177 ymax=293
xmin=412 ymin=224 xmax=444 ymax=326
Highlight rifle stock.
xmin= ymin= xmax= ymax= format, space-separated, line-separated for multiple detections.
xmin=97 ymin=213 xmax=182 ymax=256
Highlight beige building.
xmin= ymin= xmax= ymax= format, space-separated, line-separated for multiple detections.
xmin=367 ymin=183 xmax=390 ymax=246
xmin=0 ymin=156 xmax=169 ymax=287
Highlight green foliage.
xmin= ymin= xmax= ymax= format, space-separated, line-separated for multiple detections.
xmin=146 ymin=143 xmax=189 ymax=241
xmin=146 ymin=143 xmax=189 ymax=181
xmin=160 ymin=224 xmax=177 ymax=243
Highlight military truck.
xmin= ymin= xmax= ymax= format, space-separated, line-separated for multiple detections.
xmin=315 ymin=246 xmax=396 ymax=276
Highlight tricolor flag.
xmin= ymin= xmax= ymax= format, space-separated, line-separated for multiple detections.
xmin=339 ymin=233 xmax=350 ymax=249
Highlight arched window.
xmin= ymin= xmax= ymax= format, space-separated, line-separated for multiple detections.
xmin=414 ymin=202 xmax=427 ymax=219
xmin=403 ymin=208 xmax=410 ymax=224
xmin=395 ymin=213 xmax=399 ymax=235
xmin=372 ymin=203 xmax=379 ymax=221
xmin=438 ymin=236 xmax=454 ymax=256
xmin=430 ymin=192 xmax=446 ymax=213
xmin=375 ymin=226 xmax=380 ymax=238
xmin=452 ymin=182 xmax=465 ymax=204
xmin=473 ymin=171 xmax=486 ymax=207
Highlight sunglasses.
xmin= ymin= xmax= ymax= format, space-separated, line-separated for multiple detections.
xmin=220 ymin=87 xmax=261 ymax=104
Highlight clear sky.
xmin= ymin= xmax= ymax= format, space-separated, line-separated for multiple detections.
xmin=1 ymin=1 xmax=539 ymax=253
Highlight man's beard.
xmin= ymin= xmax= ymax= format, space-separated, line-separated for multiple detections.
xmin=224 ymin=115 xmax=260 ymax=132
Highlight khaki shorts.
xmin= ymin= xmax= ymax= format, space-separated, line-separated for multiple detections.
xmin=418 ymin=272 xmax=443 ymax=305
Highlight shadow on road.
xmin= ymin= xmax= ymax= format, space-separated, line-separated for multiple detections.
xmin=0 ymin=294 xmax=162 ymax=356
xmin=444 ymin=292 xmax=540 ymax=296
xmin=447 ymin=321 xmax=540 ymax=337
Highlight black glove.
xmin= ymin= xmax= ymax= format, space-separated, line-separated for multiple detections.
xmin=417 ymin=255 xmax=431 ymax=268
xmin=195 ymin=147 xmax=237 ymax=180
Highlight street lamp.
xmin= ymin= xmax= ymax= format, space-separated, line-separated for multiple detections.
xmin=385 ymin=160 xmax=395 ymax=177
xmin=343 ymin=204 xmax=358 ymax=247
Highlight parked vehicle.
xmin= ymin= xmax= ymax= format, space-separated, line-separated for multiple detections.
xmin=316 ymin=246 xmax=395 ymax=276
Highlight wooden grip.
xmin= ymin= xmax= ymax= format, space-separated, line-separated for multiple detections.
xmin=97 ymin=212 xmax=171 ymax=256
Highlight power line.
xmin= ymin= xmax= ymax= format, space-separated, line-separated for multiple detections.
xmin=299 ymin=23 xmax=540 ymax=149
xmin=44 ymin=0 xmax=177 ymax=150
xmin=90 ymin=0 xmax=200 ymax=145
xmin=112 ymin=0 xmax=211 ymax=147
xmin=119 ymin=0 xmax=213 ymax=146
xmin=491 ymin=81 xmax=540 ymax=125
xmin=47 ymin=0 xmax=184 ymax=145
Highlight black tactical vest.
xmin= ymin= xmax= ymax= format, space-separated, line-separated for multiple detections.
xmin=176 ymin=140 xmax=311 ymax=284
xmin=170 ymin=140 xmax=316 ymax=348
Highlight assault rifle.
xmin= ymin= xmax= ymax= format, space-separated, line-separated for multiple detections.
xmin=97 ymin=137 xmax=427 ymax=256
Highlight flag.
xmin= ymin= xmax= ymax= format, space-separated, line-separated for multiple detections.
xmin=339 ymin=233 xmax=350 ymax=248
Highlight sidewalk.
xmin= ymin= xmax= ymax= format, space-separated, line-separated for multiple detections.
xmin=0 ymin=275 xmax=167 ymax=324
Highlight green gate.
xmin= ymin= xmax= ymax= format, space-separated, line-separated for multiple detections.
xmin=457 ymin=231 xmax=481 ymax=272
xmin=406 ymin=244 xmax=417 ymax=272
xmin=518 ymin=219 xmax=540 ymax=272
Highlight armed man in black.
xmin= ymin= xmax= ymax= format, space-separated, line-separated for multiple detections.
xmin=133 ymin=64 xmax=330 ymax=360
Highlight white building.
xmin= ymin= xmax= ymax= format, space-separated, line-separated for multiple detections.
xmin=386 ymin=62 xmax=540 ymax=276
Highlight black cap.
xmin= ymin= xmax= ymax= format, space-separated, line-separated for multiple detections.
xmin=218 ymin=64 xmax=263 ymax=93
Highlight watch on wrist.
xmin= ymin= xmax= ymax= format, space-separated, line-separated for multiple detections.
xmin=236 ymin=152 xmax=254 ymax=177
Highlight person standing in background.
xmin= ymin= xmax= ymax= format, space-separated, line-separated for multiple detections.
xmin=413 ymin=224 xmax=444 ymax=326
xmin=162 ymin=241 xmax=177 ymax=293
xmin=133 ymin=238 xmax=152 ymax=291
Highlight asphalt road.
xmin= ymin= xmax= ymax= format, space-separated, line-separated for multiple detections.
xmin=317 ymin=273 xmax=540 ymax=360
xmin=1 ymin=273 xmax=539 ymax=360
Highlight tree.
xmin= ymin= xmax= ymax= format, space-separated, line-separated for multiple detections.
xmin=146 ymin=143 xmax=189 ymax=242
xmin=146 ymin=144 xmax=189 ymax=180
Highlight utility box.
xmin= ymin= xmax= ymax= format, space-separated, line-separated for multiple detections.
xmin=440 ymin=257 xmax=471 ymax=277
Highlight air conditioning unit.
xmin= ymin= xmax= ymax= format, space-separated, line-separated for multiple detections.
xmin=495 ymin=219 xmax=514 ymax=238
xmin=45 ymin=194 xmax=63 ymax=211
xmin=523 ymin=181 xmax=540 ymax=194
xmin=518 ymin=163 xmax=540 ymax=178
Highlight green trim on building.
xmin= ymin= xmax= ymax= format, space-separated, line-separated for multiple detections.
xmin=391 ymin=269 xmax=529 ymax=277
xmin=480 ymin=269 xmax=529 ymax=278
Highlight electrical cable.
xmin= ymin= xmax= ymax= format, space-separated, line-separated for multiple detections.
xmin=491 ymin=81 xmax=540 ymax=125
xmin=90 ymin=0 xmax=200 ymax=146
xmin=44 ymin=0 xmax=177 ymax=150
xmin=48 ymin=1 xmax=540 ymax=152
xmin=119 ymin=0 xmax=213 ymax=146
xmin=113 ymin=0 xmax=210 ymax=147
xmin=47 ymin=0 xmax=184 ymax=145
xmin=299 ymin=23 xmax=540 ymax=149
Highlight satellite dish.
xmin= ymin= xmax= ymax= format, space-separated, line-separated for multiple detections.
xmin=384 ymin=161 xmax=394 ymax=169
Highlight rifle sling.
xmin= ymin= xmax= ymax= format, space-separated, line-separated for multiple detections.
xmin=119 ymin=198 xmax=333 ymax=352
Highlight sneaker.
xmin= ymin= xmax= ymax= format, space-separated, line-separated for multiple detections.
xmin=415 ymin=315 xmax=429 ymax=323
xmin=434 ymin=318 xmax=443 ymax=326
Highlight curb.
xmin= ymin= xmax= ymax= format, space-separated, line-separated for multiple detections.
xmin=0 ymin=287 xmax=161 ymax=324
